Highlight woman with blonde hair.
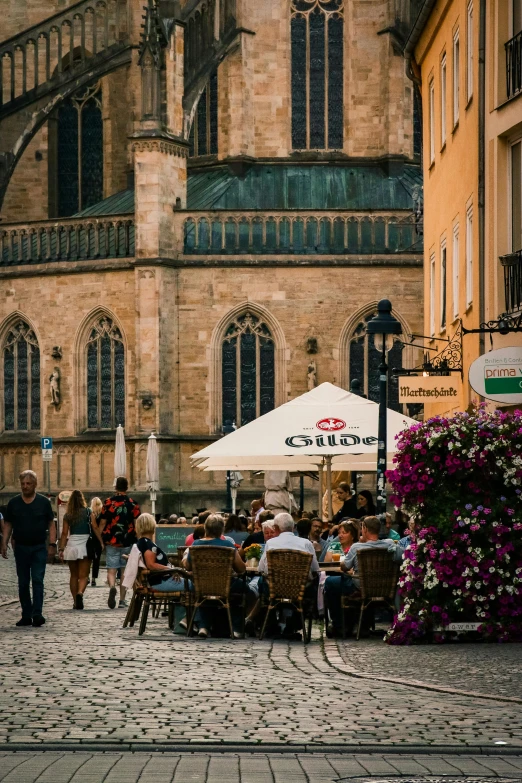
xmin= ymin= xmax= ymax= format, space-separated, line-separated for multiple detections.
xmin=58 ymin=490 xmax=102 ymax=609
xmin=89 ymin=496 xmax=104 ymax=587
xmin=136 ymin=513 xmax=184 ymax=592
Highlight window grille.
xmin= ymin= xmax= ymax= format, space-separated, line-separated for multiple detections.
xmin=189 ymin=70 xmax=218 ymax=157
xmin=86 ymin=317 xmax=125 ymax=430
xmin=57 ymin=83 xmax=103 ymax=217
xmin=3 ymin=321 xmax=40 ymax=432
xmin=222 ymin=313 xmax=275 ymax=428
xmin=291 ymin=0 xmax=344 ymax=151
xmin=348 ymin=313 xmax=403 ymax=413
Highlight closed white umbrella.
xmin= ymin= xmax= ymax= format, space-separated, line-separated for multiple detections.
xmin=114 ymin=424 xmax=126 ymax=484
xmin=146 ymin=432 xmax=160 ymax=516
xmin=229 ymin=470 xmax=243 ymax=514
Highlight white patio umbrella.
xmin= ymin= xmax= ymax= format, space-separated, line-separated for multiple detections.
xmin=192 ymin=383 xmax=415 ymax=517
xmin=114 ymin=424 xmax=126 ymax=485
xmin=146 ymin=432 xmax=160 ymax=516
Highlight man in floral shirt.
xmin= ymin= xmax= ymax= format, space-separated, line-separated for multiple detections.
xmin=98 ymin=476 xmax=140 ymax=609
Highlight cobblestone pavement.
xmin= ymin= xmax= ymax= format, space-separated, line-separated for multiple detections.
xmin=2 ymin=752 xmax=522 ymax=783
xmin=1 ymin=559 xmax=522 ymax=751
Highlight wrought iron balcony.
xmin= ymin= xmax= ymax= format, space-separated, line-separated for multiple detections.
xmin=179 ymin=210 xmax=420 ymax=258
xmin=0 ymin=216 xmax=135 ymax=265
xmin=500 ymin=249 xmax=522 ymax=313
xmin=505 ymin=30 xmax=522 ymax=99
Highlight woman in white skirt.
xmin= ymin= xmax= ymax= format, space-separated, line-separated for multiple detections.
xmin=58 ymin=490 xmax=101 ymax=609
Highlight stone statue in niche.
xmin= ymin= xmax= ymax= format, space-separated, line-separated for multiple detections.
xmin=307 ymin=360 xmax=317 ymax=391
xmin=49 ymin=367 xmax=60 ymax=406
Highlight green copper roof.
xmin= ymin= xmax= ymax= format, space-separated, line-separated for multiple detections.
xmin=187 ymin=163 xmax=422 ymax=211
xmin=74 ymin=189 xmax=135 ymax=216
xmin=73 ymin=162 xmax=422 ymax=215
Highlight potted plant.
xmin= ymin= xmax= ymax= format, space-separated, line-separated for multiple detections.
xmin=244 ymin=543 xmax=263 ymax=568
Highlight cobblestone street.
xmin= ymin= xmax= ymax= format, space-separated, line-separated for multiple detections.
xmin=1 ymin=559 xmax=522 ymax=781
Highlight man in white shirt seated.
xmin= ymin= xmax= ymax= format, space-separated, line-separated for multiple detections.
xmin=258 ymin=513 xmax=320 ymax=577
xmin=255 ymin=513 xmax=319 ymax=640
xmin=324 ymin=515 xmax=401 ymax=637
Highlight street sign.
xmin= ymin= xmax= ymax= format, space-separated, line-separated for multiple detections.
xmin=398 ymin=375 xmax=461 ymax=403
xmin=41 ymin=437 xmax=53 ymax=461
xmin=469 ymin=346 xmax=522 ymax=404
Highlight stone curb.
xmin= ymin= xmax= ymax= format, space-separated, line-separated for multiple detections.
xmin=322 ymin=639 xmax=522 ymax=705
xmin=1 ymin=743 xmax=522 ymax=756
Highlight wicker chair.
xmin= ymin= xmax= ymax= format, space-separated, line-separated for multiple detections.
xmin=259 ymin=549 xmax=314 ymax=644
xmin=124 ymin=566 xmax=191 ymax=636
xmin=186 ymin=545 xmax=243 ymax=639
xmin=341 ymin=548 xmax=400 ymax=640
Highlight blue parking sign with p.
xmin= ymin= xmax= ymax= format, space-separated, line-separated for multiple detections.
xmin=41 ymin=437 xmax=53 ymax=450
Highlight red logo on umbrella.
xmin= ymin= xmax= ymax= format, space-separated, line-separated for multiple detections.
xmin=316 ymin=418 xmax=346 ymax=432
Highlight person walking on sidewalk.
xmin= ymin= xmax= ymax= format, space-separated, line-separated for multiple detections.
xmin=98 ymin=476 xmax=140 ymax=609
xmin=89 ymin=497 xmax=104 ymax=587
xmin=58 ymin=490 xmax=101 ymax=610
xmin=0 ymin=470 xmax=56 ymax=627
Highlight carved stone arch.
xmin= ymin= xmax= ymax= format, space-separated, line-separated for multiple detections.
xmin=338 ymin=301 xmax=415 ymax=395
xmin=73 ymin=307 xmax=127 ymax=435
xmin=209 ymin=301 xmax=287 ymax=434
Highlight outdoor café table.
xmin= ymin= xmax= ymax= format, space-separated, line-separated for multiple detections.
xmin=319 ymin=564 xmax=342 ymax=574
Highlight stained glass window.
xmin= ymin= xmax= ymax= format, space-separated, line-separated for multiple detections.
xmin=291 ymin=0 xmax=344 ymax=151
xmin=189 ymin=70 xmax=218 ymax=157
xmin=86 ymin=317 xmax=125 ymax=429
xmin=3 ymin=321 xmax=40 ymax=432
xmin=348 ymin=312 xmax=404 ymax=413
xmin=222 ymin=313 xmax=275 ymax=428
xmin=57 ymin=83 xmax=103 ymax=217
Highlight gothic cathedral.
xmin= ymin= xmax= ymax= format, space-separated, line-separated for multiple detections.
xmin=0 ymin=0 xmax=423 ymax=511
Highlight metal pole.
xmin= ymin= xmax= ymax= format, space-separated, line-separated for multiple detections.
xmin=317 ymin=461 xmax=323 ymax=519
xmin=325 ymin=455 xmax=333 ymax=521
xmin=376 ymin=341 xmax=388 ymax=515
xmin=226 ymin=470 xmax=232 ymax=513
xmin=231 ymin=487 xmax=237 ymax=515
xmin=46 ymin=460 xmax=51 ymax=496
xmin=299 ymin=474 xmax=304 ymax=514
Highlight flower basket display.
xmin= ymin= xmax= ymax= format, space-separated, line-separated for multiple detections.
xmin=386 ymin=406 xmax=522 ymax=644
xmin=244 ymin=544 xmax=262 ymax=568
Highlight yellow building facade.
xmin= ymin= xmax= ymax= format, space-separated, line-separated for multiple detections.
xmin=405 ymin=0 xmax=522 ymax=418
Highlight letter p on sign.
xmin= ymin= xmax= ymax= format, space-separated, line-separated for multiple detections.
xmin=41 ymin=437 xmax=53 ymax=450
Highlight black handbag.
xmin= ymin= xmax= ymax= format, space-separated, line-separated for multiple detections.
xmin=86 ymin=509 xmax=97 ymax=560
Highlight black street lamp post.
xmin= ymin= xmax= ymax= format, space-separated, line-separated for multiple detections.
xmin=366 ymin=299 xmax=402 ymax=516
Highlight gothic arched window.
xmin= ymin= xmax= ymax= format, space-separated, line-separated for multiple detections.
xmin=57 ymin=83 xmax=103 ymax=217
xmin=3 ymin=321 xmax=40 ymax=432
xmin=291 ymin=0 xmax=344 ymax=150
xmin=189 ymin=70 xmax=218 ymax=157
xmin=348 ymin=313 xmax=404 ymax=413
xmin=222 ymin=313 xmax=275 ymax=428
xmin=86 ymin=317 xmax=125 ymax=429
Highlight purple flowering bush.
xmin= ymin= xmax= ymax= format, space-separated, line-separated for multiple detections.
xmin=385 ymin=406 xmax=522 ymax=644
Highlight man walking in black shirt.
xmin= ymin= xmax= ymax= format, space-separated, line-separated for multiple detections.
xmin=1 ymin=470 xmax=56 ymax=627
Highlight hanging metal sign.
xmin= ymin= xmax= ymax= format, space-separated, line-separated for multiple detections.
xmin=469 ymin=346 xmax=522 ymax=403
xmin=398 ymin=375 xmax=462 ymax=403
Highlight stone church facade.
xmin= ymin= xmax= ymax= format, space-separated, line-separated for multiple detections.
xmin=0 ymin=0 xmax=423 ymax=512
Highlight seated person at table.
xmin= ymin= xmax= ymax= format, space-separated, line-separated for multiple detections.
xmin=256 ymin=513 xmax=319 ymax=638
xmin=384 ymin=513 xmax=401 ymax=541
xmin=224 ymin=514 xmax=248 ymax=546
xmin=296 ymin=518 xmax=311 ymax=539
xmin=240 ymin=510 xmax=274 ymax=556
xmin=324 ymin=516 xmax=401 ymax=636
xmin=323 ymin=521 xmax=359 ymax=562
xmin=136 ymin=514 xmax=185 ymax=592
xmin=258 ymin=513 xmax=319 ymax=577
xmin=183 ymin=514 xmax=246 ymax=639
xmin=308 ymin=517 xmax=323 ymax=555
